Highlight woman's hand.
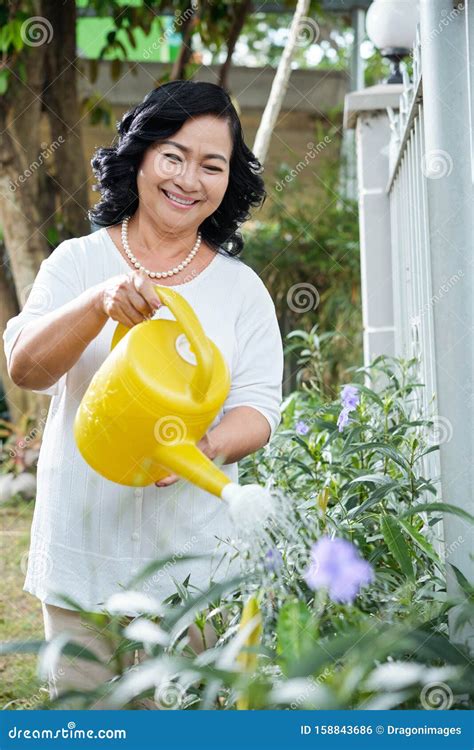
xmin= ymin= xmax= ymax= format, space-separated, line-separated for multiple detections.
xmin=155 ymin=433 xmax=216 ymax=488
xmin=97 ymin=269 xmax=162 ymax=327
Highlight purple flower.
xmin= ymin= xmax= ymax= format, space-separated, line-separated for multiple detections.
xmin=337 ymin=407 xmax=351 ymax=432
xmin=341 ymin=385 xmax=360 ymax=410
xmin=337 ymin=385 xmax=360 ymax=432
xmin=264 ymin=548 xmax=283 ymax=572
xmin=295 ymin=420 xmax=310 ymax=436
xmin=303 ymin=536 xmax=374 ymax=604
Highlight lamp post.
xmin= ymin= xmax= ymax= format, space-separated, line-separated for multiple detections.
xmin=365 ymin=0 xmax=419 ymax=83
xmin=322 ymin=0 xmax=372 ymax=92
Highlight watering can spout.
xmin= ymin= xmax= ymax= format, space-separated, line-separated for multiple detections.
xmin=155 ymin=442 xmax=232 ymax=499
xmin=156 ymin=443 xmax=275 ymax=531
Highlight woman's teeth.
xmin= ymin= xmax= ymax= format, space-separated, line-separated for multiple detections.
xmin=163 ymin=190 xmax=197 ymax=206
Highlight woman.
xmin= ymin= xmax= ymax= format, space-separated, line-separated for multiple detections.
xmin=3 ymin=81 xmax=283 ymax=705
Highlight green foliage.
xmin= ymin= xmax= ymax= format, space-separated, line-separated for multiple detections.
xmin=3 ymin=353 xmax=472 ymax=711
xmin=244 ymin=145 xmax=362 ymax=388
xmin=276 ymin=599 xmax=315 ymax=674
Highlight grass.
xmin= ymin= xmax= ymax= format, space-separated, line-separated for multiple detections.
xmin=0 ymin=497 xmax=47 ymax=709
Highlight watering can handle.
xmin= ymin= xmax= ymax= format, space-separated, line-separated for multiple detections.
xmin=152 ymin=284 xmax=213 ymax=402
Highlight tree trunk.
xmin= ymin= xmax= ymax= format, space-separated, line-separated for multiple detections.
xmin=0 ymin=248 xmax=49 ymax=422
xmin=0 ymin=35 xmax=50 ymax=298
xmin=253 ymin=0 xmax=311 ymax=165
xmin=218 ymin=0 xmax=253 ymax=90
xmin=41 ymin=0 xmax=90 ymax=239
xmin=170 ymin=5 xmax=196 ymax=80
xmin=0 ymin=0 xmax=87 ymax=423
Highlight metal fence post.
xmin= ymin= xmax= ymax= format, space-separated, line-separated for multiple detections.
xmin=419 ymin=0 xmax=474 ymax=650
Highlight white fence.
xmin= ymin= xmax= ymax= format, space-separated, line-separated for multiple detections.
xmin=345 ymin=0 xmax=473 ymax=650
xmin=386 ymin=26 xmax=440 ymax=499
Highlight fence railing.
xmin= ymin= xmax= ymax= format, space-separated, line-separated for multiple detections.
xmin=385 ymin=26 xmax=441 ymax=494
xmin=345 ymin=1 xmax=473 ymax=650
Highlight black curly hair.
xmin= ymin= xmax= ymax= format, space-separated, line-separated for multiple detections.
xmin=88 ymin=80 xmax=266 ymax=257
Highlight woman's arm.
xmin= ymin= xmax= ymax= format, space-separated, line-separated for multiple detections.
xmin=205 ymin=406 xmax=271 ymax=464
xmin=10 ymin=286 xmax=109 ymax=391
xmin=155 ymin=406 xmax=270 ymax=487
xmin=9 ymin=271 xmax=161 ymax=391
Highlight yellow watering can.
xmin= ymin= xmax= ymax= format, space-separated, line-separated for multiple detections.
xmin=73 ymin=285 xmax=272 ymax=524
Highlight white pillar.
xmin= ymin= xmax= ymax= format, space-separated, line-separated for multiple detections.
xmin=420 ymin=0 xmax=474 ymax=651
xmin=343 ymin=85 xmax=402 ymax=369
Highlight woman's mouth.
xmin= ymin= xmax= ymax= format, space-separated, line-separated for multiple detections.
xmin=161 ymin=189 xmax=200 ymax=209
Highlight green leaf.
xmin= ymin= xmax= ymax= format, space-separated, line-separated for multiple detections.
xmin=167 ymin=575 xmax=245 ymax=633
xmin=414 ymin=444 xmax=440 ymax=461
xmin=398 ymin=519 xmax=440 ymax=566
xmin=400 ymin=503 xmax=474 ymax=525
xmin=276 ymin=600 xmax=315 ymax=675
xmin=10 ymin=19 xmax=25 ymax=51
xmin=291 ymin=435 xmax=315 ymax=459
xmin=449 ymin=565 xmax=474 ymax=597
xmin=127 ymin=553 xmax=209 ymax=588
xmin=0 ymin=70 xmax=9 ymax=96
xmin=381 ymin=514 xmax=415 ymax=579
xmin=348 ymin=474 xmax=394 ymax=486
xmin=0 ymin=640 xmax=102 ymax=663
xmin=348 ymin=480 xmax=403 ymax=517
xmin=287 ymin=458 xmax=314 ymax=477
xmin=341 ymin=442 xmax=411 ymax=473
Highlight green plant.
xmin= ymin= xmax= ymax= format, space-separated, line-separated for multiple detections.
xmin=2 ymin=356 xmax=473 ymax=711
xmin=243 ymin=153 xmax=362 ymax=390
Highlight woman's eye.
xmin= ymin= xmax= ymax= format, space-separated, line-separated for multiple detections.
xmin=203 ymin=165 xmax=223 ymax=173
xmin=164 ymin=153 xmax=182 ymax=162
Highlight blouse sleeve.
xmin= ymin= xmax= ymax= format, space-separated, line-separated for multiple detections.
xmin=222 ymin=272 xmax=284 ymax=441
xmin=2 ymin=239 xmax=83 ymax=397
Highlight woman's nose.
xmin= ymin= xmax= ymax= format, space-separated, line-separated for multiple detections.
xmin=174 ymin=161 xmax=200 ymax=192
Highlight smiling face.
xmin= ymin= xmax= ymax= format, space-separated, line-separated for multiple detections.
xmin=136 ymin=114 xmax=233 ymax=234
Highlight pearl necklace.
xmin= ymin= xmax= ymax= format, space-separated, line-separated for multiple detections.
xmin=121 ymin=216 xmax=202 ymax=279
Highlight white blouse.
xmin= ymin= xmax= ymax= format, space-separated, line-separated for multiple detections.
xmin=3 ymin=228 xmax=284 ymax=615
